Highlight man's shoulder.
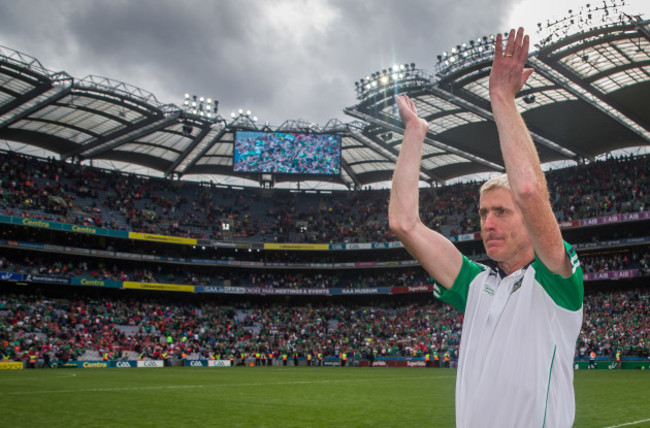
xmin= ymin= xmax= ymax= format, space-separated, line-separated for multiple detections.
xmin=530 ymin=243 xmax=584 ymax=311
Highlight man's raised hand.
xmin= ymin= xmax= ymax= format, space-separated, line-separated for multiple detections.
xmin=394 ymin=95 xmax=429 ymax=132
xmin=489 ymin=27 xmax=534 ymax=101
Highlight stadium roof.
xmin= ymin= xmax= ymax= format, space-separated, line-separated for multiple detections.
xmin=0 ymin=5 xmax=648 ymax=190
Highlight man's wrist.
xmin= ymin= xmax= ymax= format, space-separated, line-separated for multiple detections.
xmin=403 ymin=120 xmax=428 ymax=138
xmin=490 ymin=92 xmax=518 ymax=115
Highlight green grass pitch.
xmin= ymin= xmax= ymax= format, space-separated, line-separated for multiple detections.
xmin=1 ymin=367 xmax=648 ymax=427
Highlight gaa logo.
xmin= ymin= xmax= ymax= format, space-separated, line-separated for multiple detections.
xmin=115 ymin=361 xmax=131 ymax=368
xmin=143 ymin=361 xmax=158 ymax=367
xmin=189 ymin=361 xmax=203 ymax=367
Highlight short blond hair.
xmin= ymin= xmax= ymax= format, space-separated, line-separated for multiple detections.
xmin=480 ymin=173 xmax=510 ymax=195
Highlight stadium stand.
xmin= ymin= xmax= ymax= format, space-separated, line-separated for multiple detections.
xmin=1 ymin=284 xmax=648 ymax=365
xmin=0 ymin=150 xmax=648 ymax=367
xmin=1 ymin=150 xmax=647 ymax=243
xmin=1 ymin=2 xmax=649 ymax=369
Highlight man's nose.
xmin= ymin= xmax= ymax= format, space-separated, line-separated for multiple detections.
xmin=483 ymin=212 xmax=496 ymax=229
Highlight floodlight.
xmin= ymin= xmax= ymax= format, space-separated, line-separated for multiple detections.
xmin=183 ymin=93 xmax=219 ymax=122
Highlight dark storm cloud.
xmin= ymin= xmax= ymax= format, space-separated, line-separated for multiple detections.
xmin=0 ymin=0 xmax=515 ymax=126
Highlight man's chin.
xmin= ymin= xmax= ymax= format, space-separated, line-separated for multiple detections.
xmin=485 ymin=248 xmax=504 ymax=262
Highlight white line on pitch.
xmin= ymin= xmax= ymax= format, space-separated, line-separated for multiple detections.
xmin=602 ymin=418 xmax=650 ymax=428
xmin=0 ymin=373 xmax=454 ymax=396
xmin=0 ymin=377 xmax=404 ymax=396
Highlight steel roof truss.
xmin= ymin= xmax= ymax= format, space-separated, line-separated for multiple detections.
xmin=68 ymin=112 xmax=177 ymax=159
xmin=533 ymin=55 xmax=650 ymax=143
xmin=164 ymin=124 xmax=212 ymax=177
xmin=0 ymin=86 xmax=71 ymax=130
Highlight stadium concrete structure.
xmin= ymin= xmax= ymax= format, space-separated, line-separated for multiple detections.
xmin=0 ymin=3 xmax=648 ymax=190
xmin=0 ymin=2 xmax=647 ymax=287
xmin=0 ymin=1 xmax=647 ymax=268
xmin=0 ymin=3 xmax=648 ymax=371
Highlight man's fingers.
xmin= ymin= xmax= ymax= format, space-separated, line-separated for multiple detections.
xmin=498 ymin=28 xmax=529 ymax=60
xmin=504 ymin=29 xmax=516 ymax=56
xmin=395 ymin=95 xmax=407 ymax=109
xmin=516 ymin=32 xmax=530 ymax=63
xmin=521 ymin=68 xmax=534 ymax=86
xmin=513 ymin=27 xmax=524 ymax=56
xmin=396 ymin=94 xmax=417 ymax=114
xmin=494 ymin=33 xmax=503 ymax=57
xmin=491 ymin=28 xmax=533 ymax=96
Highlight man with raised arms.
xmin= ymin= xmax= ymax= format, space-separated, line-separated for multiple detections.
xmin=389 ymin=27 xmax=583 ymax=427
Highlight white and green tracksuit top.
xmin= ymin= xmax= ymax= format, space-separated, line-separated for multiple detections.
xmin=435 ymin=241 xmax=583 ymax=428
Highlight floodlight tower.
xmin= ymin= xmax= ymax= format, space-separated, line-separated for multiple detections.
xmin=182 ymin=93 xmax=220 ymax=121
xmin=433 ymin=34 xmax=500 ymax=78
xmin=354 ymin=63 xmax=428 ymax=101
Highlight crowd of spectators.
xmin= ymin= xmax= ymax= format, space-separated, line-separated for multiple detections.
xmin=0 ymin=251 xmax=435 ymax=289
xmin=0 ymin=291 xmax=461 ymax=365
xmin=1 ymin=287 xmax=647 ymax=367
xmin=578 ymin=288 xmax=649 ymax=359
xmin=580 ymin=251 xmax=650 ymax=275
xmin=1 ymin=150 xmax=647 ymax=244
xmin=233 ymin=132 xmax=341 ymax=175
xmin=1 ymin=249 xmax=647 ymax=289
xmin=1 ymin=151 xmax=649 ymax=368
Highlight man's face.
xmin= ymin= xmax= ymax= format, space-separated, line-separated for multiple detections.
xmin=479 ymin=187 xmax=532 ymax=264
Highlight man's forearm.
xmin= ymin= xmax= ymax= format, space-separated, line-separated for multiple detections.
xmin=488 ymin=28 xmax=571 ymax=275
xmin=389 ymin=123 xmax=427 ymax=235
xmin=488 ymin=28 xmax=547 ymax=200
xmin=491 ymin=95 xmax=548 ymax=199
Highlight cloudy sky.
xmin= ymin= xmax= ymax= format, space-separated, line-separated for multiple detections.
xmin=0 ymin=0 xmax=648 ymax=128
